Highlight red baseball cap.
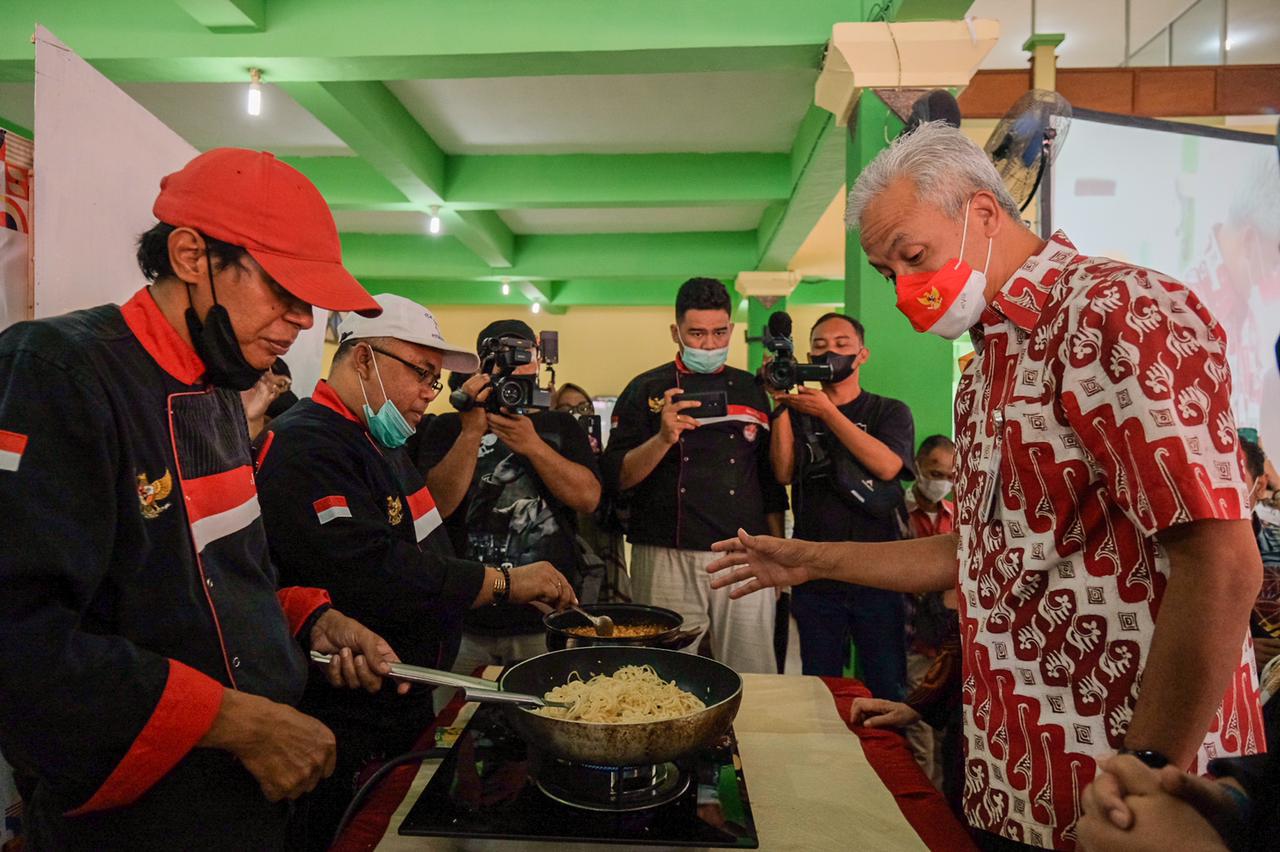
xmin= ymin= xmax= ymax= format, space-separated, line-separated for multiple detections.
xmin=153 ymin=148 xmax=381 ymax=317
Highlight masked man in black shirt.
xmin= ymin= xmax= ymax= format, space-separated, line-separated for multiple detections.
xmin=255 ymin=297 xmax=575 ymax=848
xmin=602 ymin=278 xmax=787 ymax=673
xmin=412 ymin=319 xmax=602 ymax=669
xmin=768 ymin=312 xmax=915 ymax=696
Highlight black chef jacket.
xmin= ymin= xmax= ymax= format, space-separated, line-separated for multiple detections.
xmin=255 ymin=381 xmax=486 ymax=738
xmin=0 ymin=288 xmax=331 ymax=850
xmin=601 ymin=357 xmax=787 ymax=551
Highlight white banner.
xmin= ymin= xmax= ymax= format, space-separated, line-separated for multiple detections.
xmin=31 ymin=26 xmax=328 ymax=388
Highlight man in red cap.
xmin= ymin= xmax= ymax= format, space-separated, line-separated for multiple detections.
xmin=0 ymin=148 xmax=402 ymax=850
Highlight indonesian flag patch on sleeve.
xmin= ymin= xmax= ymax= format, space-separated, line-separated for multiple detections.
xmin=0 ymin=430 xmax=28 ymax=472
xmin=313 ymin=495 xmax=352 ymax=525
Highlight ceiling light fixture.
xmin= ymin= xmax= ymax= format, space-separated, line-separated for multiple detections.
xmin=531 ymin=301 xmax=541 ymax=315
xmin=428 ymin=206 xmax=442 ymax=236
xmin=247 ymin=68 xmax=263 ymax=117
xmin=501 ymin=277 xmax=511 ymax=297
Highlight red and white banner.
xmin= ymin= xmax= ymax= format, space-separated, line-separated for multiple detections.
xmin=696 ymin=404 xmax=770 ymax=430
xmin=183 ymin=465 xmax=260 ymax=552
xmin=313 ymin=495 xmax=352 ymax=525
xmin=0 ymin=429 xmax=27 ymax=472
xmin=406 ymin=486 xmax=442 ymax=543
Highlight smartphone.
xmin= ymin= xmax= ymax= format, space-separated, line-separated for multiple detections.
xmin=681 ymin=390 xmax=728 ymax=419
xmin=573 ymin=413 xmax=603 ymax=452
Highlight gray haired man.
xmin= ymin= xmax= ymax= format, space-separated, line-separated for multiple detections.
xmin=708 ymin=122 xmax=1262 ymax=850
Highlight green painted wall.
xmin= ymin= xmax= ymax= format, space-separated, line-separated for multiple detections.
xmin=844 ymin=92 xmax=955 ymax=443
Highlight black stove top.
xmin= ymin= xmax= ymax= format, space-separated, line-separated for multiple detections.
xmin=399 ymin=704 xmax=759 ymax=847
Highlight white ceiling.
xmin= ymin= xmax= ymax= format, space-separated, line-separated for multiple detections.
xmin=0 ymin=81 xmax=352 ymax=155
xmin=332 ymin=205 xmax=768 ymax=235
xmin=497 ymin=205 xmax=767 ymax=234
xmin=118 ymin=83 xmax=352 ymax=156
xmin=386 ymin=70 xmax=818 ymax=155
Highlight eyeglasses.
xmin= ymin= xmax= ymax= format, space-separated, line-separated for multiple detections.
xmin=555 ymin=401 xmax=595 ymax=416
xmin=369 ymin=347 xmax=443 ymax=391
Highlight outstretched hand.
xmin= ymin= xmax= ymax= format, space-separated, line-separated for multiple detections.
xmin=706 ymin=528 xmax=815 ymax=598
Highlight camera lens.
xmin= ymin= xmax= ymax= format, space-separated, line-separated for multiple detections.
xmin=498 ymin=380 xmax=524 ymax=406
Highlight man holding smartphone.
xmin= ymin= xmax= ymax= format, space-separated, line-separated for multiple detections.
xmin=602 ymin=278 xmax=787 ymax=673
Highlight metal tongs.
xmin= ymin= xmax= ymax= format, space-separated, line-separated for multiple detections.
xmin=308 ymin=650 xmax=569 ymax=709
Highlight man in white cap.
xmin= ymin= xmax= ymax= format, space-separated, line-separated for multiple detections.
xmin=254 ymin=293 xmax=575 ymax=849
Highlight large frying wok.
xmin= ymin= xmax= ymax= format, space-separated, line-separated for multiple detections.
xmin=498 ymin=645 xmax=742 ymax=767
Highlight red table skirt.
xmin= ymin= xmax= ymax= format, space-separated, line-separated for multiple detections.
xmin=335 ymin=676 xmax=976 ymax=851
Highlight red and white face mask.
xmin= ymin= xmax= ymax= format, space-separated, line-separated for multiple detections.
xmin=893 ymin=200 xmax=993 ymax=340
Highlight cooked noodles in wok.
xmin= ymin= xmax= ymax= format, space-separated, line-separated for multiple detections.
xmin=536 ymin=664 xmax=706 ymax=723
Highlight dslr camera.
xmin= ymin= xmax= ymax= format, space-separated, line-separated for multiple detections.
xmin=759 ymin=311 xmax=833 ymax=391
xmin=451 ymin=331 xmax=559 ymax=416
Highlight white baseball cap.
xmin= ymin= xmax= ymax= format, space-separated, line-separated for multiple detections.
xmin=337 ymin=294 xmax=480 ymax=373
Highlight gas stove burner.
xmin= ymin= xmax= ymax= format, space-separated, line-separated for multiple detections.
xmin=534 ymin=759 xmax=689 ymax=812
xmin=400 ymin=704 xmax=758 ymax=847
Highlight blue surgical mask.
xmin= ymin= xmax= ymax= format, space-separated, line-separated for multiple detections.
xmin=678 ymin=330 xmax=729 ymax=374
xmin=359 ymin=346 xmax=416 ymax=449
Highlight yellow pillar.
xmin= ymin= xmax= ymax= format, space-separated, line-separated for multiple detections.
xmin=1022 ymin=33 xmax=1065 ymax=91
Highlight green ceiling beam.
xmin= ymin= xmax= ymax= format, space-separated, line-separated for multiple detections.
xmin=445 ymin=153 xmax=792 ymax=210
xmin=284 ymin=152 xmax=790 ymax=210
xmin=0 ymin=46 xmax=823 ymax=84
xmin=279 ymin=156 xmax=412 ymax=210
xmin=517 ymin=280 xmax=560 ymax=304
xmin=359 ymin=277 xmax=843 ymax=308
xmin=281 ymin=82 xmax=446 ymax=202
xmin=281 ymin=80 xmax=514 ymax=267
xmin=790 ymin=279 xmax=845 ymax=305
xmin=173 ymin=0 xmax=266 ymax=33
xmin=750 ymin=0 xmax=973 ymax=272
xmin=890 ymin=0 xmax=975 ymax=22
xmin=0 ymin=116 xmax=32 ymax=140
xmin=341 ymin=231 xmax=757 ymax=281
xmin=753 ymin=103 xmax=844 ymax=271
xmin=0 ymin=0 xmax=865 ymax=82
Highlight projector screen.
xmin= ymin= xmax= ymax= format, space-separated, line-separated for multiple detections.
xmin=1052 ymin=111 xmax=1280 ymax=451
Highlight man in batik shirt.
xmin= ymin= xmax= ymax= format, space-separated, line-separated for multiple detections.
xmin=706 ymin=122 xmax=1262 ymax=851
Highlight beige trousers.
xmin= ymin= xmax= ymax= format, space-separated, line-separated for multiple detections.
xmin=630 ymin=543 xmax=777 ymax=674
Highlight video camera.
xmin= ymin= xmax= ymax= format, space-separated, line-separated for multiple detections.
xmin=759 ymin=311 xmax=833 ymax=391
xmin=450 ymin=331 xmax=559 ymax=416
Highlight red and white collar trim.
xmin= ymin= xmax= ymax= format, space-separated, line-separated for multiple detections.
xmin=311 ymin=380 xmax=362 ymax=425
xmin=120 ymin=287 xmax=206 ymax=385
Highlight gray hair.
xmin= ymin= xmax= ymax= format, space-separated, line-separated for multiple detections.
xmin=845 ymin=121 xmax=1021 ymax=230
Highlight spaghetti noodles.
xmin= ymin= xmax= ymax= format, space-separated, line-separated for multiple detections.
xmin=537 ymin=664 xmax=706 ymax=723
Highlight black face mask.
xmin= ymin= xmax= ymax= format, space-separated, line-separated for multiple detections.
xmin=812 ymin=351 xmax=858 ymax=384
xmin=184 ymin=252 xmax=265 ymax=391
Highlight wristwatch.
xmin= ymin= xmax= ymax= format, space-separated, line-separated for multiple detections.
xmin=1120 ymin=748 xmax=1170 ymax=769
xmin=490 ymin=563 xmax=512 ymax=605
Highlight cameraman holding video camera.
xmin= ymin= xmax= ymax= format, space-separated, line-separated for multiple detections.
xmin=768 ymin=312 xmax=915 ymax=696
xmin=602 ymin=278 xmax=787 ymax=674
xmin=411 ymin=320 xmax=602 ymax=670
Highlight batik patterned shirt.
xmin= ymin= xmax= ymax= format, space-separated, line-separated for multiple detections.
xmin=953 ymin=231 xmax=1262 ymax=849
